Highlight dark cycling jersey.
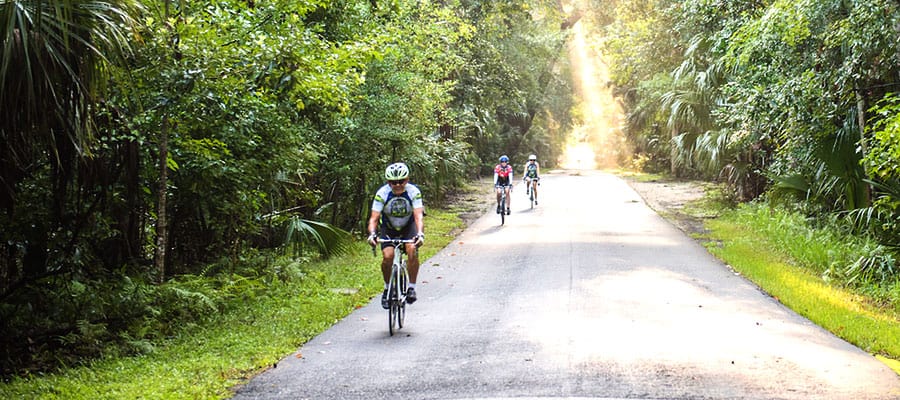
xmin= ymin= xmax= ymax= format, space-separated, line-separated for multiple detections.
xmin=494 ymin=164 xmax=513 ymax=186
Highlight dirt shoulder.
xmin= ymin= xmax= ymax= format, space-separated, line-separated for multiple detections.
xmin=623 ymin=177 xmax=710 ymax=237
xmin=439 ymin=176 xmax=497 ymax=235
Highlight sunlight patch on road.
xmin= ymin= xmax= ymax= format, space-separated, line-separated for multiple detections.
xmin=509 ymin=265 xmax=887 ymax=392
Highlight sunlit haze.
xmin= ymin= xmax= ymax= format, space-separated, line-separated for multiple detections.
xmin=560 ymin=4 xmax=629 ymax=170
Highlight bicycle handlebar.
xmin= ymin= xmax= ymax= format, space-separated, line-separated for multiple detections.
xmin=376 ymin=238 xmax=417 ymax=244
xmin=371 ymin=238 xmax=417 ymax=256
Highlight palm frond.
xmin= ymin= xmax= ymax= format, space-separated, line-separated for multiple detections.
xmin=1 ymin=0 xmax=139 ymax=156
xmin=283 ymin=217 xmax=353 ymax=259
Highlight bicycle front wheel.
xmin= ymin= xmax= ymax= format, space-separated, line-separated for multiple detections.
xmin=387 ymin=269 xmax=398 ymax=335
xmin=398 ymin=264 xmax=408 ymax=329
xmin=388 ymin=289 xmax=397 ymax=336
xmin=500 ymin=194 xmax=506 ymax=225
xmin=390 ymin=304 xmax=399 ymax=336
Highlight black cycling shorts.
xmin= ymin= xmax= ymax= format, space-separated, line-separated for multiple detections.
xmin=379 ymin=223 xmax=418 ymax=250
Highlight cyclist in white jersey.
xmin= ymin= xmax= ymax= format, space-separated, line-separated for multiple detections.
xmin=367 ymin=162 xmax=424 ymax=309
xmin=522 ymin=154 xmax=540 ymax=205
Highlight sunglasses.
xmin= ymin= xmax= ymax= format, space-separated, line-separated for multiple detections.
xmin=389 ymin=180 xmax=407 ymax=185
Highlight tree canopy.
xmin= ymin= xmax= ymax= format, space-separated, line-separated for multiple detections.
xmin=600 ymin=0 xmax=900 ymax=284
xmin=1 ymin=0 xmax=577 ymax=374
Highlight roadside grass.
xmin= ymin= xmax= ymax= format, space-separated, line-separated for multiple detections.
xmin=0 ymin=208 xmax=464 ymax=399
xmin=611 ymin=168 xmax=663 ymax=182
xmin=698 ymin=201 xmax=900 ymax=374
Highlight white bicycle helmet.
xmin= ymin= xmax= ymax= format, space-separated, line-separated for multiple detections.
xmin=384 ymin=162 xmax=410 ymax=180
xmin=528 ymin=154 xmax=537 ymax=161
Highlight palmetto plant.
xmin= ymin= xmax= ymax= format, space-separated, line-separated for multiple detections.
xmin=283 ymin=215 xmax=353 ymax=259
xmin=1 ymin=0 xmax=138 ymax=279
xmin=1 ymin=0 xmax=138 ymax=154
xmin=1 ymin=0 xmax=139 ymax=233
xmin=661 ymin=35 xmax=730 ymax=178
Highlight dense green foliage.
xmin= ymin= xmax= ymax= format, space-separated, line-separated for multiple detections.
xmin=1 ymin=0 xmax=576 ymax=375
xmin=600 ymin=0 xmax=900 ymax=288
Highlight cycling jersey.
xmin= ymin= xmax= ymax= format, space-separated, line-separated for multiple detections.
xmin=371 ymin=183 xmax=424 ymax=235
xmin=494 ymin=164 xmax=513 ymax=186
xmin=524 ymin=161 xmax=539 ymax=178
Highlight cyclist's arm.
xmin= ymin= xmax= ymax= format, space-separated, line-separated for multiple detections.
xmin=536 ymin=163 xmax=541 ymax=178
xmin=367 ymin=210 xmax=381 ymax=236
xmin=493 ymin=171 xmax=499 ymax=186
xmin=413 ymin=207 xmax=424 ymax=236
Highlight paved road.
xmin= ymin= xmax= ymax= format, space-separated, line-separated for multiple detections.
xmin=232 ymin=171 xmax=900 ymax=400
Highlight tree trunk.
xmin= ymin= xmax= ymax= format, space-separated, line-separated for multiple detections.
xmin=670 ymin=126 xmax=678 ymax=176
xmin=155 ymin=116 xmax=169 ymax=283
xmin=856 ymin=88 xmax=868 ymax=157
xmin=855 ymin=87 xmax=871 ymax=206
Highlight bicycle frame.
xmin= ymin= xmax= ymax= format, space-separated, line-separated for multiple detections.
xmin=524 ymin=177 xmax=538 ymax=208
xmin=375 ymin=238 xmax=415 ymax=335
xmin=496 ymin=184 xmax=511 ymax=225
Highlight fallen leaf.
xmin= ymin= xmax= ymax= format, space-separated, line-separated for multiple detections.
xmin=295 ymin=353 xmax=303 ymax=359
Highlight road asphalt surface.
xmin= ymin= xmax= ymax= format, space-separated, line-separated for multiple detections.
xmin=232 ymin=170 xmax=900 ymax=400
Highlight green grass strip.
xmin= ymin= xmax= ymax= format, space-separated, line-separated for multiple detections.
xmin=704 ymin=210 xmax=900 ymax=374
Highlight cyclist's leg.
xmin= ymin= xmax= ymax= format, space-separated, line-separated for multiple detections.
xmin=402 ymin=226 xmax=419 ymax=303
xmin=495 ymin=186 xmax=502 ymax=213
xmin=379 ymin=243 xmax=394 ymax=309
xmin=380 ymin=245 xmax=394 ymax=286
xmin=405 ymin=242 xmax=419 ymax=285
xmin=505 ymin=186 xmax=512 ymax=211
xmin=533 ymin=178 xmax=538 ymax=201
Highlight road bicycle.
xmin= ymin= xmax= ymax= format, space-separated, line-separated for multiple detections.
xmin=496 ymin=184 xmax=511 ymax=225
xmin=374 ymin=238 xmax=415 ymax=336
xmin=524 ymin=177 xmax=539 ymax=209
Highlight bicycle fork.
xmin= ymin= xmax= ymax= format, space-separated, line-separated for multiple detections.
xmin=389 ymin=253 xmax=407 ymax=305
